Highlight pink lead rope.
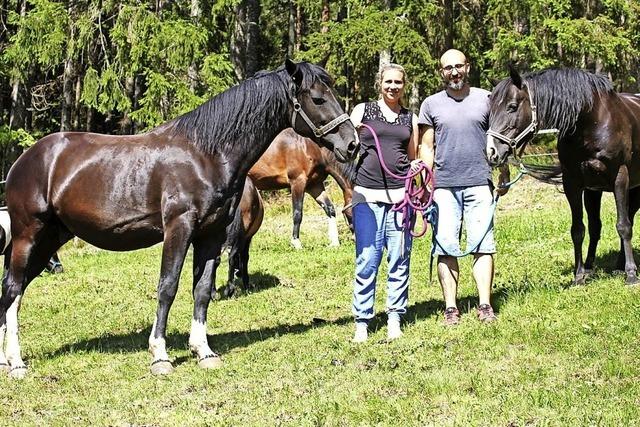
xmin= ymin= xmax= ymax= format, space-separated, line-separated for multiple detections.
xmin=360 ymin=123 xmax=435 ymax=237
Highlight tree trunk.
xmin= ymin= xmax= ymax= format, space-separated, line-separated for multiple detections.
xmin=443 ymin=0 xmax=454 ymax=50
xmin=9 ymin=0 xmax=28 ymax=131
xmin=73 ymin=75 xmax=82 ymax=130
xmin=245 ymin=0 xmax=260 ymax=77
xmin=287 ymin=1 xmax=295 ymax=56
xmin=188 ymin=0 xmax=201 ymax=91
xmin=295 ymin=3 xmax=302 ymax=53
xmin=61 ymin=58 xmax=75 ymax=131
xmin=231 ymin=2 xmax=247 ymax=80
xmin=321 ymin=0 xmax=330 ymax=34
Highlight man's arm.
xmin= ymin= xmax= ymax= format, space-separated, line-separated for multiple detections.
xmin=418 ymin=124 xmax=435 ymax=171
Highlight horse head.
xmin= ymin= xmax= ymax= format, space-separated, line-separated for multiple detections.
xmin=486 ymin=66 xmax=536 ymax=167
xmin=285 ymin=59 xmax=358 ymax=163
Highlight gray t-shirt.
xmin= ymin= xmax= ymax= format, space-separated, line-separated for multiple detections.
xmin=418 ymin=87 xmax=492 ymax=188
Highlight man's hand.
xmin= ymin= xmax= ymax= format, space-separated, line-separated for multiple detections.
xmin=496 ymin=164 xmax=510 ymax=196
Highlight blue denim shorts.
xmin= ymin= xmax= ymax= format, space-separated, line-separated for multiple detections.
xmin=432 ymin=185 xmax=496 ymax=256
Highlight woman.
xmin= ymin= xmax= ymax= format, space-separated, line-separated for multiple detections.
xmin=349 ymin=63 xmax=421 ymax=342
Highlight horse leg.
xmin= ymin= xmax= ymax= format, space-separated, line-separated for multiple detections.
xmin=583 ymin=189 xmax=602 ymax=273
xmin=307 ymin=182 xmax=340 ymax=247
xmin=190 ymin=236 xmax=224 ymax=369
xmin=239 ymin=237 xmax=253 ymax=290
xmin=563 ymin=180 xmax=587 ymax=285
xmin=223 ymin=245 xmax=241 ymax=298
xmin=148 ymin=215 xmax=193 ymax=375
xmin=290 ymin=178 xmax=306 ymax=249
xmin=46 ymin=253 xmax=63 ymax=274
xmin=612 ymin=166 xmax=639 ymax=284
xmin=1 ymin=222 xmax=67 ymax=379
xmin=617 ymin=186 xmax=640 ymax=271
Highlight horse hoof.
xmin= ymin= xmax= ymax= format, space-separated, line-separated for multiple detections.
xmin=150 ymin=359 xmax=174 ymax=375
xmin=0 ymin=362 xmax=10 ymax=374
xmin=223 ymin=285 xmax=236 ymax=299
xmin=291 ymin=239 xmax=303 ymax=250
xmin=198 ymin=354 xmax=223 ymax=369
xmin=8 ymin=365 xmax=27 ymax=379
xmin=573 ymin=276 xmax=587 ymax=286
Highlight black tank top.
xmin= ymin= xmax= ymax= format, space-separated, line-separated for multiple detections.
xmin=355 ymin=101 xmax=412 ymax=189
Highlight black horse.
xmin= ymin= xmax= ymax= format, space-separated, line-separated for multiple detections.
xmin=486 ymin=67 xmax=640 ymax=286
xmin=0 ymin=60 xmax=357 ymax=378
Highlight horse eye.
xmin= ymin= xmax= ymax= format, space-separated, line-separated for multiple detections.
xmin=507 ymin=102 xmax=517 ymax=112
xmin=312 ymin=97 xmax=326 ymax=105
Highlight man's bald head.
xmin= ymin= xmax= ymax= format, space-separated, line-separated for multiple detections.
xmin=440 ymin=49 xmax=467 ymax=68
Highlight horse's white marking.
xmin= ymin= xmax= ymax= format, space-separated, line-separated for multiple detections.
xmin=0 ymin=210 xmax=11 ymax=253
xmin=188 ymin=318 xmax=213 ymax=359
xmin=0 ymin=323 xmax=8 ymax=368
xmin=486 ymin=135 xmax=499 ymax=163
xmin=5 ymin=295 xmax=24 ymax=368
xmin=327 ymin=216 xmax=340 ymax=246
xmin=148 ymin=319 xmax=170 ymax=362
xmin=291 ymin=238 xmax=303 ymax=250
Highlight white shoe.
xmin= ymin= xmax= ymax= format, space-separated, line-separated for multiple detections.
xmin=352 ymin=322 xmax=368 ymax=343
xmin=387 ymin=319 xmax=402 ymax=340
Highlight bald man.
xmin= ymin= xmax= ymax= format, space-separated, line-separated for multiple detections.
xmin=418 ymin=49 xmax=509 ymax=326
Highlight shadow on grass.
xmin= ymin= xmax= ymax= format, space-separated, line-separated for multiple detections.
xmin=216 ymin=270 xmax=281 ymax=298
xmin=42 ymin=288 xmax=517 ymax=365
xmin=558 ymin=247 xmax=640 ymax=280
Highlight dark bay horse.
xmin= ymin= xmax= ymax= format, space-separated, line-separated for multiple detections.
xmin=249 ymin=128 xmax=356 ymax=249
xmin=486 ymin=67 xmax=640 ymax=285
xmin=0 ymin=59 xmax=357 ymax=378
xmin=221 ymin=176 xmax=264 ymax=298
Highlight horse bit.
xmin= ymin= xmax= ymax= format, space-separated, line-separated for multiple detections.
xmin=291 ymin=97 xmax=351 ymax=137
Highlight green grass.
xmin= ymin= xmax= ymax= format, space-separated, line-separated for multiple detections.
xmin=1 ymin=179 xmax=640 ymax=426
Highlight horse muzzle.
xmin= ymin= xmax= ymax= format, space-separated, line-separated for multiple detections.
xmin=486 ymin=134 xmax=508 ymax=167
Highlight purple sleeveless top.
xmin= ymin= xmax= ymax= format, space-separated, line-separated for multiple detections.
xmin=355 ymin=102 xmax=412 ymax=189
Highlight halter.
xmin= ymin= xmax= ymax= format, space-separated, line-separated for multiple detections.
xmin=291 ymin=97 xmax=351 ymax=137
xmin=486 ymin=85 xmax=540 ymax=159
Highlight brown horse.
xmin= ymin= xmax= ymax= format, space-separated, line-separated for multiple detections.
xmin=221 ymin=176 xmax=264 ymax=298
xmin=0 ymin=60 xmax=357 ymax=378
xmin=249 ymin=128 xmax=356 ymax=249
xmin=486 ymin=67 xmax=640 ymax=285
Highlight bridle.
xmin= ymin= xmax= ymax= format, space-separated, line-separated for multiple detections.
xmin=486 ymin=84 xmax=559 ymax=158
xmin=486 ymin=85 xmax=539 ymax=159
xmin=291 ymin=96 xmax=351 ymax=138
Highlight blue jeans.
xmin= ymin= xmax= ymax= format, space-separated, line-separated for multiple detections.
xmin=352 ymin=202 xmax=412 ymax=323
xmin=432 ymin=185 xmax=496 ymax=256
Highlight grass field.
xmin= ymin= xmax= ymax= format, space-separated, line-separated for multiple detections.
xmin=1 ymin=176 xmax=639 ymax=426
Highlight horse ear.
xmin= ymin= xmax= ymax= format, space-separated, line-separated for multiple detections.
xmin=508 ymin=64 xmax=523 ymax=89
xmin=285 ymin=58 xmax=303 ymax=87
xmin=489 ymin=77 xmax=500 ymax=88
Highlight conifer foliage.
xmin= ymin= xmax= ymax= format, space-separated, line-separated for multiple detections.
xmin=0 ymin=0 xmax=638 ymax=176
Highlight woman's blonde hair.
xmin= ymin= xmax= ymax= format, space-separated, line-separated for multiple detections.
xmin=375 ymin=63 xmax=407 ymax=105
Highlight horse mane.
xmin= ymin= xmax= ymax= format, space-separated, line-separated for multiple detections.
xmin=171 ymin=62 xmax=333 ymax=154
xmin=493 ymin=68 xmax=614 ymax=138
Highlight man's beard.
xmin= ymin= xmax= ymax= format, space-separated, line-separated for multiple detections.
xmin=447 ymin=79 xmax=465 ymax=90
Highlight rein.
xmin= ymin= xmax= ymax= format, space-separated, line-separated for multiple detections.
xmin=360 ymin=123 xmax=434 ymax=237
xmin=292 ymin=97 xmax=351 ymax=137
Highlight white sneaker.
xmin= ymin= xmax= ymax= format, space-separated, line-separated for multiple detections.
xmin=387 ymin=319 xmax=402 ymax=340
xmin=352 ymin=322 xmax=368 ymax=343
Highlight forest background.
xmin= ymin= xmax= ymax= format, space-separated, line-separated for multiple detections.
xmin=0 ymin=0 xmax=639 ymax=178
